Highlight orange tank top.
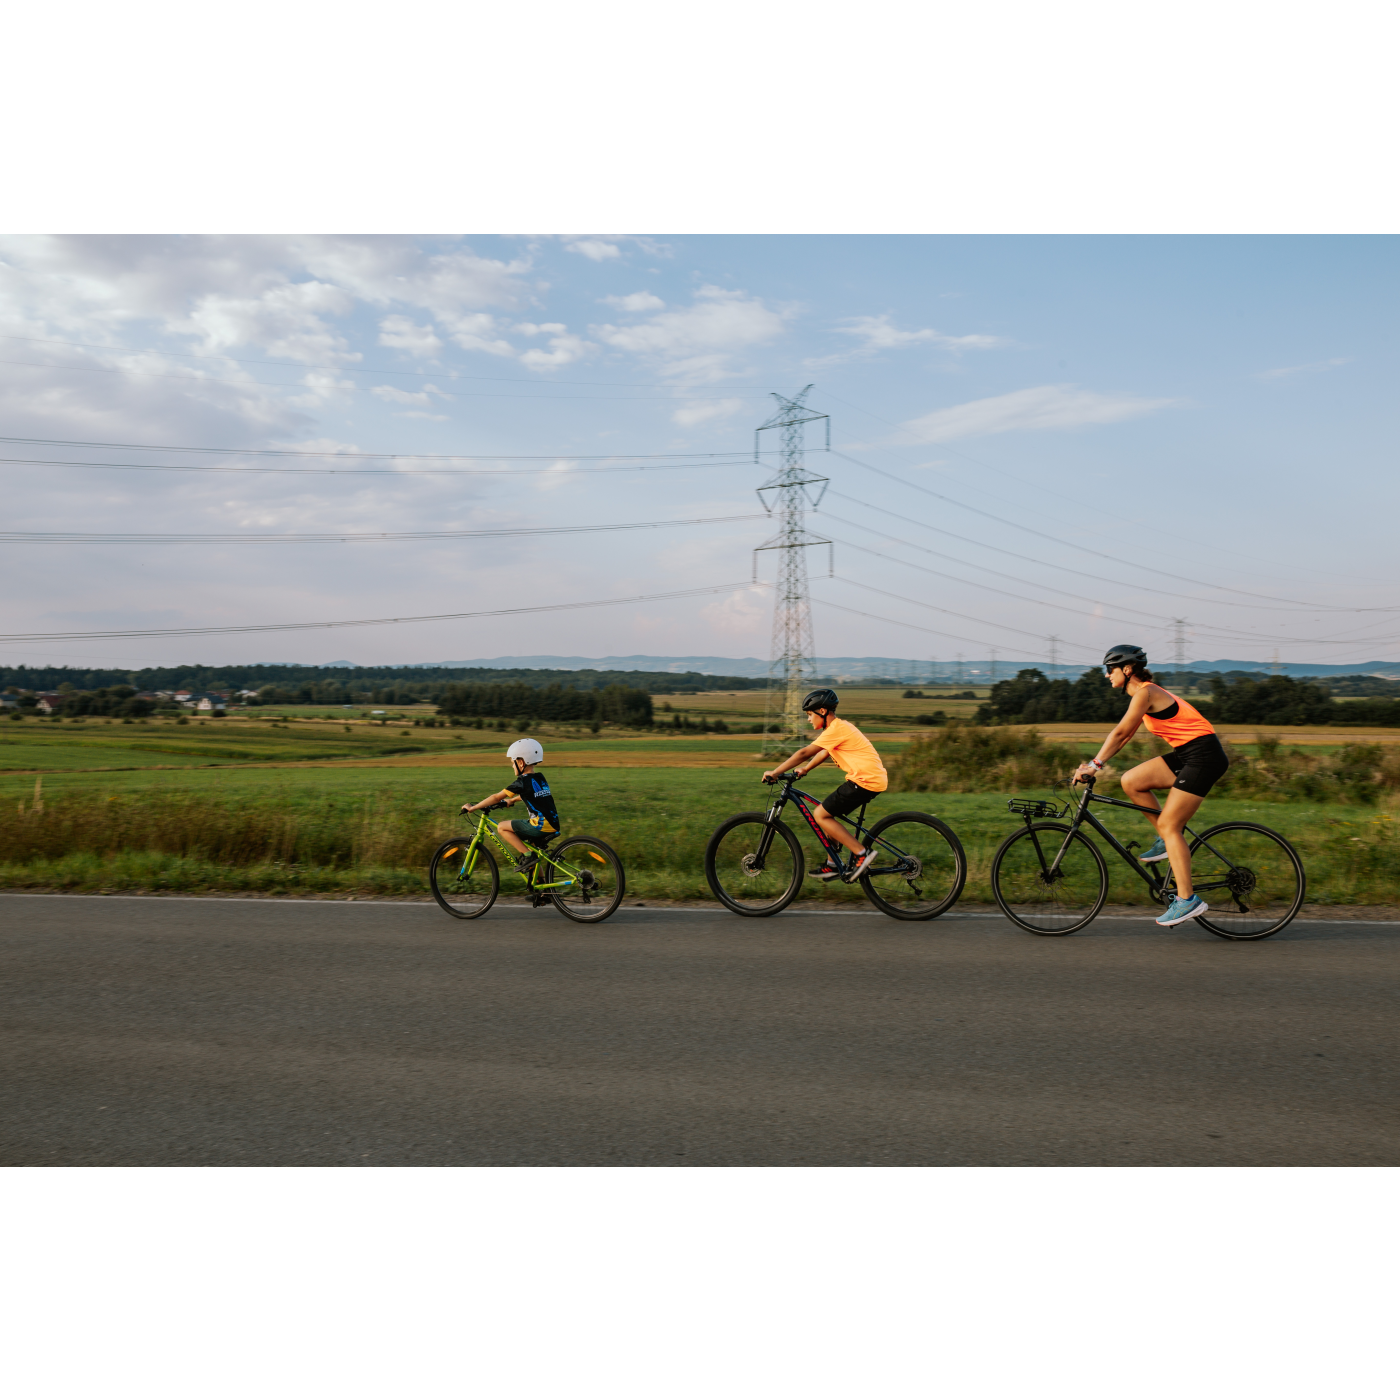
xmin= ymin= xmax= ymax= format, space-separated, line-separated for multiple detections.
xmin=1142 ymin=689 xmax=1216 ymax=748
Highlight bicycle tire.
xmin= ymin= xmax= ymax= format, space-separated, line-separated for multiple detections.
xmin=991 ymin=822 xmax=1108 ymax=935
xmin=429 ymin=837 xmax=499 ymax=919
xmin=1189 ymin=822 xmax=1305 ymax=941
xmin=547 ymin=835 xmax=626 ymax=923
xmin=858 ymin=811 xmax=967 ymax=921
xmin=704 ymin=813 xmax=804 ymax=916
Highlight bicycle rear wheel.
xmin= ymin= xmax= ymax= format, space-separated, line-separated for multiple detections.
xmin=429 ymin=838 xmax=499 ymax=919
xmin=991 ymin=822 xmax=1108 ymax=935
xmin=705 ymin=813 xmax=804 ymax=916
xmin=859 ymin=811 xmax=967 ymax=920
xmin=546 ymin=836 xmax=626 ymax=923
xmin=1190 ymin=822 xmax=1305 ymax=940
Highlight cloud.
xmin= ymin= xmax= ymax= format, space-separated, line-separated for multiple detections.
xmin=515 ymin=322 xmax=592 ymax=369
xmin=837 ymin=313 xmax=1005 ymax=354
xmin=671 ymin=397 xmax=746 ymax=427
xmin=902 ymin=384 xmax=1178 ymax=442
xmin=700 ymin=587 xmax=769 ymax=638
xmin=566 ymin=239 xmax=622 ymax=261
xmin=593 ymin=285 xmax=787 ymax=382
xmin=370 ymin=383 xmax=449 ymax=407
xmin=1255 ymin=357 xmax=1352 ymax=381
xmin=378 ymin=315 xmax=442 ymax=357
xmin=437 ymin=311 xmax=516 ymax=357
xmin=601 ymin=291 xmax=665 ymax=313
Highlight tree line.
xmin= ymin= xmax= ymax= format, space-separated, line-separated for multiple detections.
xmin=435 ymin=681 xmax=654 ymax=727
xmin=977 ymin=670 xmax=1400 ymax=727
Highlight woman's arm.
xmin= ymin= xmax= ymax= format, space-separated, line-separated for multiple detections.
xmin=1073 ymin=686 xmax=1156 ymax=778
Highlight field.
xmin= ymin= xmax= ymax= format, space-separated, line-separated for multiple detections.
xmin=4 ymin=697 xmax=1398 ymax=907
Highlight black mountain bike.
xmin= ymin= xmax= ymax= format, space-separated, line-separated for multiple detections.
xmin=704 ymin=774 xmax=966 ymax=920
xmin=990 ymin=776 xmax=1305 ymax=939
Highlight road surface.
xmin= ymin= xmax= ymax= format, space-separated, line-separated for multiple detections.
xmin=3 ymin=894 xmax=1396 ymax=1165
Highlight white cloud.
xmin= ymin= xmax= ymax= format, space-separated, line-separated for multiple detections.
xmin=516 ymin=322 xmax=592 ymax=369
xmin=601 ymin=291 xmax=665 ymax=313
xmin=671 ymin=397 xmax=746 ymax=427
xmin=593 ymin=285 xmax=787 ymax=382
xmin=1255 ymin=357 xmax=1352 ymax=381
xmin=700 ymin=587 xmax=769 ymax=638
xmin=566 ymin=239 xmax=622 ymax=261
xmin=377 ymin=315 xmax=442 ymax=357
xmin=838 ymin=313 xmax=1005 ymax=354
xmin=903 ymin=384 xmax=1178 ymax=442
xmin=370 ymin=383 xmax=449 ymax=407
xmin=181 ymin=280 xmax=358 ymax=364
xmin=437 ymin=311 xmax=516 ymax=357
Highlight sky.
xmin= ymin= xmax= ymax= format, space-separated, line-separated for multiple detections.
xmin=1 ymin=234 xmax=1396 ymax=675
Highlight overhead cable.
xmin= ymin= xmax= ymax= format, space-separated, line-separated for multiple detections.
xmin=0 ymin=580 xmax=765 ymax=644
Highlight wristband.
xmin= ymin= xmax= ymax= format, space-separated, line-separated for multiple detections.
xmin=1088 ymin=758 xmax=1105 ymax=771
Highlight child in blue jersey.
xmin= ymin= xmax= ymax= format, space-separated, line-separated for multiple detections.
xmin=461 ymin=737 xmax=560 ymax=873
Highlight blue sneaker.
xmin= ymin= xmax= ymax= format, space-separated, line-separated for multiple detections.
xmin=1156 ymin=894 xmax=1207 ymax=926
xmin=1138 ymin=838 xmax=1169 ymax=863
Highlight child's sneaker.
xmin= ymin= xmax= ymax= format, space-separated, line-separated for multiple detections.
xmin=514 ymin=853 xmax=538 ymax=875
xmin=1156 ymin=894 xmax=1207 ymax=926
xmin=845 ymin=847 xmax=878 ymax=881
xmin=1138 ymin=838 xmax=1169 ymax=863
xmin=811 ymin=860 xmax=843 ymax=881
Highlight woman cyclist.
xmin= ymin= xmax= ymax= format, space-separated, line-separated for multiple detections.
xmin=1072 ymin=644 xmax=1230 ymax=927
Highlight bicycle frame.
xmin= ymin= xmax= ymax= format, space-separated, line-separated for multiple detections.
xmin=445 ymin=807 xmax=584 ymax=894
xmin=1012 ymin=778 xmax=1255 ymax=908
xmin=756 ymin=777 xmax=910 ymax=879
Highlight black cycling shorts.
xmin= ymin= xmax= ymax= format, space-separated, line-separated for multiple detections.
xmin=507 ymin=818 xmax=557 ymax=847
xmin=820 ymin=780 xmax=883 ymax=820
xmin=1162 ymin=733 xmax=1230 ymax=798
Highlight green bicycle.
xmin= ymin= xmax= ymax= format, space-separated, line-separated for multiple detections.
xmin=428 ymin=801 xmax=626 ymax=923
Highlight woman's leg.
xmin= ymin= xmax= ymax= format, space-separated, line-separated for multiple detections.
xmin=1119 ymin=757 xmax=1177 ymax=833
xmin=1154 ymin=787 xmax=1206 ymax=898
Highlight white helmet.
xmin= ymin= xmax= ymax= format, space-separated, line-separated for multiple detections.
xmin=507 ymin=737 xmax=544 ymax=767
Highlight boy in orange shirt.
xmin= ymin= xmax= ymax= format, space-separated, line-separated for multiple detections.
xmin=761 ymin=688 xmax=888 ymax=881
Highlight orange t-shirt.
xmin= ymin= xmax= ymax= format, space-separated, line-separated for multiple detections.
xmin=1141 ymin=689 xmax=1216 ymax=748
xmin=811 ymin=716 xmax=888 ymax=792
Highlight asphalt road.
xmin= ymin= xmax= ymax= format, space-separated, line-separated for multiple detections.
xmin=3 ymin=894 xmax=1397 ymax=1166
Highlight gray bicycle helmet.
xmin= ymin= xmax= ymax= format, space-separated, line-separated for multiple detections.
xmin=801 ymin=688 xmax=839 ymax=712
xmin=1102 ymin=644 xmax=1148 ymax=672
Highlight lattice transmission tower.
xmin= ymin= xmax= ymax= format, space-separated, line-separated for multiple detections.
xmin=752 ymin=386 xmax=830 ymax=755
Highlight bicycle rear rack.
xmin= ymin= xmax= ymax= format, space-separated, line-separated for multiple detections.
xmin=1007 ymin=797 xmax=1069 ymax=819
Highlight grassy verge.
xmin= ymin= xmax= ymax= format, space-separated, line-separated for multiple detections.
xmin=3 ymin=766 xmax=1397 ymax=905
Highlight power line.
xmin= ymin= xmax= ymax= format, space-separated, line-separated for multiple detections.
xmin=0 ymin=433 xmax=761 ymax=462
xmin=0 ymin=453 xmax=748 ymax=478
xmin=0 ymin=580 xmax=764 ymax=644
xmin=829 ymin=449 xmax=1400 ymax=615
xmin=0 ymin=512 xmax=765 ymax=545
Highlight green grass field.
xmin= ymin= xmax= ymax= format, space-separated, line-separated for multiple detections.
xmin=4 ymin=758 xmax=1397 ymax=906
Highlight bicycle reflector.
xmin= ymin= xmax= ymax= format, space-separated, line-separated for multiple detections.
xmin=588 ymin=851 xmax=606 ymax=862
xmin=443 ymin=847 xmax=460 ymax=859
xmin=1007 ymin=798 xmax=1066 ymax=819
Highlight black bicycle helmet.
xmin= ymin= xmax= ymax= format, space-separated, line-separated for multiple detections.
xmin=1102 ymin=644 xmax=1148 ymax=671
xmin=801 ymin=687 xmax=839 ymax=712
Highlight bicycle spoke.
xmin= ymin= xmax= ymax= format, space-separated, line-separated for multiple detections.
xmin=705 ymin=815 xmax=803 ymax=916
xmin=1190 ymin=823 xmax=1305 ymax=940
xmin=429 ymin=837 xmax=499 ymax=920
xmin=991 ymin=823 xmax=1107 ymax=935
xmin=548 ymin=836 xmax=626 ymax=923
xmin=859 ymin=813 xmax=966 ymax=920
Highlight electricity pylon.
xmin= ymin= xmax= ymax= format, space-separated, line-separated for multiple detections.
xmin=1171 ymin=618 xmax=1188 ymax=684
xmin=752 ymin=386 xmax=830 ymax=755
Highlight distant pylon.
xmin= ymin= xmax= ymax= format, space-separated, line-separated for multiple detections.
xmin=1172 ymin=618 xmax=1188 ymax=682
xmin=1049 ymin=635 xmax=1060 ymax=674
xmin=990 ymin=647 xmax=998 ymax=685
xmin=752 ymin=386 xmax=830 ymax=754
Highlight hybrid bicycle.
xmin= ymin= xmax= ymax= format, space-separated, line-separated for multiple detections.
xmin=429 ymin=802 xmax=625 ymax=923
xmin=990 ymin=775 xmax=1305 ymax=939
xmin=704 ymin=774 xmax=966 ymax=920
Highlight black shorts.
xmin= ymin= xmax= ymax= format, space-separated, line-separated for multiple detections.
xmin=820 ymin=780 xmax=883 ymax=820
xmin=1162 ymin=733 xmax=1229 ymax=798
xmin=507 ymin=819 xmax=557 ymax=847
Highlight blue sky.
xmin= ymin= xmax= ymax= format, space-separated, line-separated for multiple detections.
xmin=1 ymin=234 xmax=1395 ymax=672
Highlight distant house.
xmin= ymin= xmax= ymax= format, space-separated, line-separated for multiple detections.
xmin=174 ymin=691 xmax=195 ymax=706
xmin=36 ymin=697 xmax=63 ymax=714
xmin=0 ymin=695 xmax=18 ymax=710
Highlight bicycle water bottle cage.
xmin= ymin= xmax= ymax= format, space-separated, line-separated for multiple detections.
xmin=1007 ymin=797 xmax=1066 ymax=819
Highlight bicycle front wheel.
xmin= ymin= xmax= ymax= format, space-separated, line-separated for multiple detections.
xmin=546 ymin=835 xmax=626 ymax=923
xmin=859 ymin=811 xmax=967 ymax=920
xmin=991 ymin=822 xmax=1108 ymax=935
xmin=429 ymin=837 xmax=499 ymax=919
xmin=705 ymin=813 xmax=804 ymax=916
xmin=1190 ymin=822 xmax=1305 ymax=940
